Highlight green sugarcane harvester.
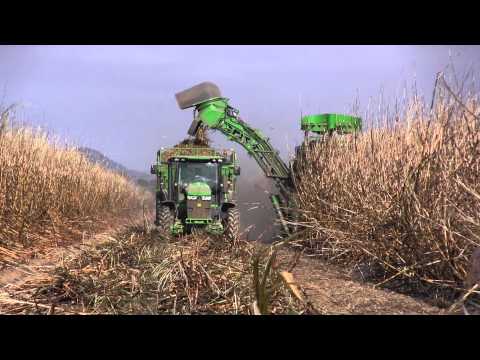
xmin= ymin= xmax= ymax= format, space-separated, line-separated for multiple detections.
xmin=152 ymin=81 xmax=361 ymax=239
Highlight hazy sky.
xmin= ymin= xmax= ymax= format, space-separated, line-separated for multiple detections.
xmin=1 ymin=45 xmax=479 ymax=172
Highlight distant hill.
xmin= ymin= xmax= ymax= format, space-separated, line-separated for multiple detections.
xmin=77 ymin=147 xmax=155 ymax=191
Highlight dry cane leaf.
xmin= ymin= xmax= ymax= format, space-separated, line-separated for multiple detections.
xmin=252 ymin=300 xmax=262 ymax=315
xmin=279 ymin=271 xmax=306 ymax=304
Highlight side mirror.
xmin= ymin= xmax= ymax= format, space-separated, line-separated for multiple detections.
xmin=234 ymin=166 xmax=241 ymax=176
xmin=150 ymin=165 xmax=157 ymax=174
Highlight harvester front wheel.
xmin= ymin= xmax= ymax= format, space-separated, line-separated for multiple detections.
xmin=224 ymin=207 xmax=240 ymax=243
xmin=157 ymin=205 xmax=174 ymax=235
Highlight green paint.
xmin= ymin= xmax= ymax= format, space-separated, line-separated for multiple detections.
xmin=186 ymin=181 xmax=212 ymax=197
xmin=301 ymin=113 xmax=361 ymax=134
xmin=186 ymin=218 xmax=212 ymax=224
xmin=196 ymin=98 xmax=291 ymax=179
xmin=171 ymin=221 xmax=184 ymax=235
xmin=206 ymin=221 xmax=223 ymax=235
xmin=271 ymin=194 xmax=280 ymax=207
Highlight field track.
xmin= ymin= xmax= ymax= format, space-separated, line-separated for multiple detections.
xmin=0 ymin=215 xmax=452 ymax=315
xmin=278 ymin=249 xmax=445 ymax=314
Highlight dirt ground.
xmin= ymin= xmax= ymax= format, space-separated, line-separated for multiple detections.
xmin=1 ymin=225 xmax=457 ymax=315
xmin=0 ymin=212 xmax=147 ymax=313
xmin=277 ymin=250 xmax=447 ymax=315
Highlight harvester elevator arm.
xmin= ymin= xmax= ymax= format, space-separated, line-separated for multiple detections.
xmin=195 ymin=99 xmax=291 ymax=181
xmin=176 ymin=82 xmax=291 ymax=183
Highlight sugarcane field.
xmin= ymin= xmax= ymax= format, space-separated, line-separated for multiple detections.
xmin=0 ymin=45 xmax=479 ymax=316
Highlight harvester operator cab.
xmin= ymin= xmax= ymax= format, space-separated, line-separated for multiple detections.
xmin=178 ymin=161 xmax=219 ymax=196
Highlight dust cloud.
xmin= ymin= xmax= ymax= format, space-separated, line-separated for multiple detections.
xmin=206 ymin=131 xmax=287 ymax=243
xmin=234 ymin=151 xmax=282 ymax=243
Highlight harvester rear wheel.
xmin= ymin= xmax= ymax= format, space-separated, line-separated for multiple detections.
xmin=224 ymin=207 xmax=240 ymax=243
xmin=157 ymin=205 xmax=174 ymax=235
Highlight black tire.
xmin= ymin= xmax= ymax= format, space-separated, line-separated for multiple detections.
xmin=223 ymin=207 xmax=240 ymax=243
xmin=157 ymin=205 xmax=174 ymax=235
xmin=155 ymin=197 xmax=162 ymax=225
